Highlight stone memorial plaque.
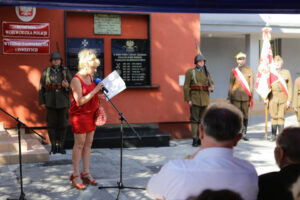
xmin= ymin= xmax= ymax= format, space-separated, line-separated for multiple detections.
xmin=94 ymin=14 xmax=121 ymax=35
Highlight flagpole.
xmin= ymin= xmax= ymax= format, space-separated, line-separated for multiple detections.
xmin=265 ymin=104 xmax=268 ymax=138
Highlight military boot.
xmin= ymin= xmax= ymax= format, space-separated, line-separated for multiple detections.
xmin=50 ymin=144 xmax=57 ymax=155
xmin=191 ymin=123 xmax=199 ymax=147
xmin=58 ymin=128 xmax=67 ymax=154
xmin=270 ymin=124 xmax=277 ymax=141
xmin=48 ymin=130 xmax=57 ymax=155
xmin=197 ymin=138 xmax=201 ymax=146
xmin=58 ymin=143 xmax=66 ymax=154
xmin=192 ymin=138 xmax=198 ymax=147
xmin=278 ymin=124 xmax=284 ymax=135
xmin=242 ymin=119 xmax=249 ymax=141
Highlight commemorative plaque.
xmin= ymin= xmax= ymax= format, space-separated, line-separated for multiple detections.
xmin=66 ymin=38 xmax=104 ymax=79
xmin=112 ymin=39 xmax=150 ymax=86
xmin=94 ymin=14 xmax=121 ymax=35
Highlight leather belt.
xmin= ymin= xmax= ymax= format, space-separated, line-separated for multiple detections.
xmin=44 ymin=83 xmax=63 ymax=91
xmin=190 ymin=85 xmax=209 ymax=91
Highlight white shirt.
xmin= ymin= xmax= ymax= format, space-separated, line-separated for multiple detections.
xmin=147 ymin=147 xmax=258 ymax=200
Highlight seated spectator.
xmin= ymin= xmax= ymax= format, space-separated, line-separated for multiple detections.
xmin=187 ymin=189 xmax=243 ymax=200
xmin=147 ymin=103 xmax=258 ymax=200
xmin=258 ymin=127 xmax=300 ymax=200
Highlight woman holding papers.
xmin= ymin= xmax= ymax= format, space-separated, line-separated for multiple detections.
xmin=69 ymin=49 xmax=104 ymax=190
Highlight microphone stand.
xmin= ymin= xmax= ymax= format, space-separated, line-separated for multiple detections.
xmin=0 ymin=108 xmax=45 ymax=200
xmin=98 ymin=91 xmax=145 ymax=200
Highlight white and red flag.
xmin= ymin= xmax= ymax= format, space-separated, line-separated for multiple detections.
xmin=255 ymin=27 xmax=273 ymax=100
xmin=255 ymin=27 xmax=288 ymax=99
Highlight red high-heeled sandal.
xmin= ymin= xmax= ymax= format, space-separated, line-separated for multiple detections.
xmin=70 ymin=174 xmax=86 ymax=190
xmin=80 ymin=172 xmax=98 ymax=186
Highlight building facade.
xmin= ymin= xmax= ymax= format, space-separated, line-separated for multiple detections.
xmin=0 ymin=6 xmax=200 ymax=139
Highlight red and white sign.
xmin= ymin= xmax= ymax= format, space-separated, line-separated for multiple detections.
xmin=2 ymin=22 xmax=50 ymax=38
xmin=15 ymin=7 xmax=36 ymax=22
xmin=3 ymin=38 xmax=50 ymax=54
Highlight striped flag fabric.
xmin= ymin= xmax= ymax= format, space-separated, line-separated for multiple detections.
xmin=255 ymin=27 xmax=288 ymax=99
xmin=255 ymin=27 xmax=273 ymax=100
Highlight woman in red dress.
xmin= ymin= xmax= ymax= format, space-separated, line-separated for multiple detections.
xmin=69 ymin=49 xmax=104 ymax=190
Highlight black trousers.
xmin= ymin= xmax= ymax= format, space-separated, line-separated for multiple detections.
xmin=46 ymin=107 xmax=69 ymax=146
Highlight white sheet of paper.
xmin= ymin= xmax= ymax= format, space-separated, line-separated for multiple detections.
xmin=179 ymin=75 xmax=185 ymax=86
xmin=102 ymin=70 xmax=126 ymax=100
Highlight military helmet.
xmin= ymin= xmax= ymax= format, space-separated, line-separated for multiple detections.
xmin=235 ymin=52 xmax=247 ymax=60
xmin=50 ymin=52 xmax=62 ymax=61
xmin=194 ymin=54 xmax=206 ymax=64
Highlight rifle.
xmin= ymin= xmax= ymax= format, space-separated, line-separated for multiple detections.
xmin=194 ymin=39 xmax=213 ymax=91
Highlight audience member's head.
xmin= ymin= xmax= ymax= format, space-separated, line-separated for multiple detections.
xmin=275 ymin=127 xmax=300 ymax=168
xmin=187 ymin=189 xmax=244 ymax=200
xmin=200 ymin=103 xmax=243 ymax=148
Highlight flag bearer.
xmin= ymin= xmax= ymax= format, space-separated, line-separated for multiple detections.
xmin=266 ymin=55 xmax=292 ymax=141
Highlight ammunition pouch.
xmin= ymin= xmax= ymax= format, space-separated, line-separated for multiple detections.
xmin=44 ymin=83 xmax=63 ymax=91
xmin=190 ymin=84 xmax=209 ymax=91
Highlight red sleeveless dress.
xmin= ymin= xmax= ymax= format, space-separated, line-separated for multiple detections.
xmin=69 ymin=75 xmax=99 ymax=134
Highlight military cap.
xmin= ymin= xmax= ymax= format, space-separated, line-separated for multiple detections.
xmin=235 ymin=52 xmax=247 ymax=60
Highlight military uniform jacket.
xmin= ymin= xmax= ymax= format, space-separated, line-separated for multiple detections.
xmin=228 ymin=65 xmax=254 ymax=101
xmin=39 ymin=65 xmax=72 ymax=109
xmin=183 ymin=66 xmax=214 ymax=107
xmin=269 ymin=69 xmax=292 ymax=104
xmin=293 ymin=77 xmax=300 ymax=108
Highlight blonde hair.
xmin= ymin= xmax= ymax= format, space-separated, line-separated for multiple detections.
xmin=78 ymin=49 xmax=100 ymax=71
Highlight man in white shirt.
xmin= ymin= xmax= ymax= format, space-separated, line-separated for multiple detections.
xmin=147 ymin=103 xmax=258 ymax=200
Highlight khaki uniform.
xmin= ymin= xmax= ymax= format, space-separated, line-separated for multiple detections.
xmin=293 ymin=77 xmax=300 ymax=126
xmin=228 ymin=65 xmax=254 ymax=120
xmin=184 ymin=67 xmax=214 ymax=139
xmin=268 ymin=69 xmax=292 ymax=125
xmin=39 ymin=65 xmax=72 ymax=151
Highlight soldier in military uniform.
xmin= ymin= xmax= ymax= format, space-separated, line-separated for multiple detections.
xmin=293 ymin=76 xmax=300 ymax=126
xmin=184 ymin=53 xmax=214 ymax=147
xmin=39 ymin=52 xmax=72 ymax=154
xmin=228 ymin=52 xmax=254 ymax=141
xmin=266 ymin=55 xmax=292 ymax=141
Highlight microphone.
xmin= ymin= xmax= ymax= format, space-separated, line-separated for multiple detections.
xmin=95 ymin=78 xmax=109 ymax=93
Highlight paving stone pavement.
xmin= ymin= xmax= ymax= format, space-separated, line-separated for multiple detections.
xmin=0 ymin=114 xmax=298 ymax=200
